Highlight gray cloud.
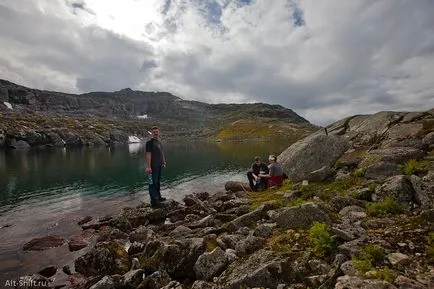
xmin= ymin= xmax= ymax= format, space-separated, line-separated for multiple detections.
xmin=0 ymin=1 xmax=155 ymax=93
xmin=0 ymin=0 xmax=433 ymax=125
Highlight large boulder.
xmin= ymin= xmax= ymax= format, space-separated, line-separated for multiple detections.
xmin=279 ymin=132 xmax=349 ymax=182
xmin=194 ymin=247 xmax=228 ymax=281
xmin=269 ymin=203 xmax=331 ymax=229
xmin=410 ymin=175 xmax=434 ymax=209
xmin=227 ymin=202 xmax=278 ymax=232
xmin=364 ymin=161 xmax=401 ymax=181
xmin=74 ymin=242 xmax=131 ymax=276
xmin=372 ymin=175 xmax=416 ymax=205
xmin=215 ymin=249 xmax=291 ymax=289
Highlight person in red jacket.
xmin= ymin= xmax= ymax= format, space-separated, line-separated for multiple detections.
xmin=258 ymin=154 xmax=284 ymax=188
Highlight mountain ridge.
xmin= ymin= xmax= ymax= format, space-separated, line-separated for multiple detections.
xmin=0 ymin=79 xmax=317 ymax=149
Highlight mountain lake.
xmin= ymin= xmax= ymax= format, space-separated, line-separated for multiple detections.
xmin=0 ymin=140 xmax=290 ymax=282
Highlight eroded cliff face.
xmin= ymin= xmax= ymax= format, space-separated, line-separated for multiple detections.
xmin=0 ymin=79 xmax=316 ymax=149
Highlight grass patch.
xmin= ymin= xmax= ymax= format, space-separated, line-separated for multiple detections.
xmin=366 ymin=197 xmax=406 ymax=216
xmin=308 ymin=222 xmax=334 ymax=257
xmin=366 ymin=268 xmax=396 ymax=283
xmin=401 ymin=159 xmax=429 ymax=176
xmin=299 ymin=176 xmax=363 ymax=200
xmin=247 ymin=180 xmax=295 ymax=210
xmin=267 ymin=229 xmax=310 ymax=253
xmin=267 ymin=230 xmax=296 ymax=253
xmin=352 ymin=167 xmax=366 ymax=177
xmin=427 ymin=232 xmax=434 ymax=263
xmin=359 ymin=154 xmax=382 ymax=169
xmin=247 ymin=190 xmax=286 ymax=210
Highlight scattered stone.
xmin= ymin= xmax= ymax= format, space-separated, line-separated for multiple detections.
xmin=224 ymin=181 xmax=250 ymax=192
xmin=78 ymin=216 xmax=93 ymax=225
xmin=387 ymin=252 xmax=411 ymax=269
xmin=330 ymin=196 xmax=366 ymax=212
xmin=335 ymin=275 xmax=397 ymax=289
xmin=340 ymin=261 xmax=358 ymax=276
xmin=271 ymin=202 xmax=331 ymax=229
xmin=394 ymin=275 xmax=426 ymax=289
xmin=89 ymin=276 xmax=115 ymax=289
xmin=23 ymin=235 xmax=66 ymax=251
xmin=38 ymin=265 xmax=57 ymax=278
xmin=62 ymin=265 xmax=72 ymax=275
xmin=194 ymin=247 xmax=228 ymax=281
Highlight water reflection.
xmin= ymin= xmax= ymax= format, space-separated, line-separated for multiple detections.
xmin=128 ymin=143 xmax=141 ymax=154
xmin=0 ymin=141 xmax=290 ymax=214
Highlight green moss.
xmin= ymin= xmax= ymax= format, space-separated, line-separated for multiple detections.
xmin=138 ymin=246 xmax=164 ymax=271
xmin=367 ymin=197 xmax=406 ymax=216
xmin=368 ymin=183 xmax=378 ymax=192
xmin=204 ymin=238 xmax=219 ymax=252
xmin=353 ymin=244 xmax=385 ymax=275
xmin=353 ymin=259 xmax=373 ymax=273
xmin=308 ymin=222 xmax=334 ymax=257
xmin=103 ymin=242 xmax=131 ymax=274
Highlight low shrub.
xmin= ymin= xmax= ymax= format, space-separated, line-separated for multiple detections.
xmin=367 ymin=197 xmax=406 ymax=216
xmin=308 ymin=222 xmax=334 ymax=256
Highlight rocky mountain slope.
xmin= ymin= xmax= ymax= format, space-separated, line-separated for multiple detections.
xmin=15 ymin=108 xmax=434 ymax=288
xmin=0 ymin=79 xmax=316 ymax=149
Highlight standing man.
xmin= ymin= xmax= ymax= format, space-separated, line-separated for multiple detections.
xmin=145 ymin=126 xmax=166 ymax=208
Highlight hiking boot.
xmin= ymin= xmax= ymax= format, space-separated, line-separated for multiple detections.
xmin=151 ymin=202 xmax=163 ymax=208
xmin=158 ymin=197 xmax=167 ymax=202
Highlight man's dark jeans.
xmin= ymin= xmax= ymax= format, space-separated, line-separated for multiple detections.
xmin=247 ymin=172 xmax=267 ymax=191
xmin=149 ymin=165 xmax=163 ymax=205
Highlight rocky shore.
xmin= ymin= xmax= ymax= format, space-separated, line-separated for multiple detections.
xmin=9 ymin=109 xmax=434 ymax=288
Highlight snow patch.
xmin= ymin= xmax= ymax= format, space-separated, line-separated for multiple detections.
xmin=3 ymin=102 xmax=13 ymax=110
xmin=137 ymin=114 xmax=148 ymax=119
xmin=128 ymin=136 xmax=141 ymax=143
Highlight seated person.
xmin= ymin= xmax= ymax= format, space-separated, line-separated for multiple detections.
xmin=247 ymin=156 xmax=269 ymax=191
xmin=258 ymin=154 xmax=284 ymax=188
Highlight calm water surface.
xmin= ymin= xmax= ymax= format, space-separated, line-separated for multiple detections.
xmin=0 ymin=141 xmax=289 ymax=282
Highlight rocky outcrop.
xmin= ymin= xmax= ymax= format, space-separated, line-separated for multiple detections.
xmin=279 ymin=132 xmax=349 ymax=182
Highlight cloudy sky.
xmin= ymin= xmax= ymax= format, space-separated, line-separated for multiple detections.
xmin=0 ymin=0 xmax=433 ymax=125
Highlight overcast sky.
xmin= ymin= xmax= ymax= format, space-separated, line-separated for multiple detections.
xmin=0 ymin=0 xmax=433 ymax=125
